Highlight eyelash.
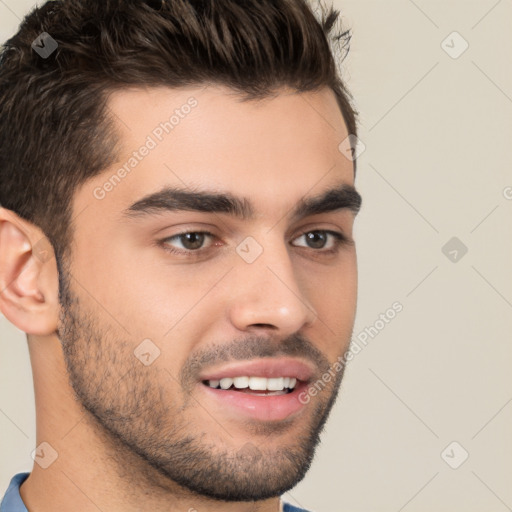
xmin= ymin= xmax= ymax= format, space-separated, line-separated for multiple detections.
xmin=158 ymin=229 xmax=351 ymax=258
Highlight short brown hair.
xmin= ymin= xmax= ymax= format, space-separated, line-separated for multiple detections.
xmin=0 ymin=0 xmax=357 ymax=265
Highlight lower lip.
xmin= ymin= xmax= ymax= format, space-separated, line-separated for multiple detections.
xmin=199 ymin=381 xmax=309 ymax=422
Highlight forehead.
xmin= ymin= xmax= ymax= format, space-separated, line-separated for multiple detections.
xmin=75 ymin=84 xmax=354 ymax=222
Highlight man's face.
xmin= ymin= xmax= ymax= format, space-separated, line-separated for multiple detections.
xmin=58 ymin=85 xmax=359 ymax=501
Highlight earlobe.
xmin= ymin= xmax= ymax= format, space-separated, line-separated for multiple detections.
xmin=0 ymin=207 xmax=60 ymax=335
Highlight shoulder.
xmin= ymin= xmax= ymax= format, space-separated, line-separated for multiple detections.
xmin=283 ymin=502 xmax=313 ymax=512
xmin=1 ymin=473 xmax=30 ymax=512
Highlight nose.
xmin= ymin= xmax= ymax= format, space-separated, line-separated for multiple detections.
xmin=226 ymin=236 xmax=317 ymax=336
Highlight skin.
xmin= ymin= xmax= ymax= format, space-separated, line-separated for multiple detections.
xmin=0 ymin=84 xmax=358 ymax=512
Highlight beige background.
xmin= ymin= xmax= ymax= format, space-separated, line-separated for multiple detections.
xmin=1 ymin=1 xmax=511 ymax=511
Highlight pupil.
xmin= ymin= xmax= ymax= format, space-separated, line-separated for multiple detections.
xmin=306 ymin=231 xmax=326 ymax=249
xmin=183 ymin=232 xmax=204 ymax=250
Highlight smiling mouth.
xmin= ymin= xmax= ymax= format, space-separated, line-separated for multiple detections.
xmin=202 ymin=376 xmax=298 ymax=396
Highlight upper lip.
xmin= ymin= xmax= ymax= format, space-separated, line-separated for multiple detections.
xmin=198 ymin=357 xmax=315 ymax=382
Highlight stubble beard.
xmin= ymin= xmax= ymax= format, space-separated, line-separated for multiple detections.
xmin=56 ymin=267 xmax=347 ymax=502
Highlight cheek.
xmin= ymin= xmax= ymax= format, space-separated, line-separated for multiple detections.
xmin=102 ymin=250 xmax=230 ymax=354
xmin=299 ymin=253 xmax=357 ymax=347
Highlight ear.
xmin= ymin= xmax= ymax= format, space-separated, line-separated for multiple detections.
xmin=0 ymin=207 xmax=60 ymax=335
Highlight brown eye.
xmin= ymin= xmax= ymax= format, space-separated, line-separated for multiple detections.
xmin=177 ymin=232 xmax=207 ymax=250
xmin=304 ymin=231 xmax=328 ymax=249
xmin=291 ymin=230 xmax=346 ymax=251
xmin=161 ymin=231 xmax=215 ymax=253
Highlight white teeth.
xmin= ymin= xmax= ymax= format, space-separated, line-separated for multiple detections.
xmin=233 ymin=376 xmax=249 ymax=389
xmin=267 ymin=377 xmax=284 ymax=391
xmin=249 ymin=376 xmax=267 ymax=390
xmin=219 ymin=378 xmax=233 ymax=390
xmin=206 ymin=376 xmax=298 ymax=391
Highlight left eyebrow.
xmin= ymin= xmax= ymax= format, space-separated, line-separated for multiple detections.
xmin=290 ymin=184 xmax=362 ymax=221
xmin=121 ymin=183 xmax=362 ymax=221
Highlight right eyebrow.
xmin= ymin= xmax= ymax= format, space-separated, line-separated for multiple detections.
xmin=121 ymin=186 xmax=254 ymax=220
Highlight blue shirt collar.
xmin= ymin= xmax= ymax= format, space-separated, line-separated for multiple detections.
xmin=0 ymin=473 xmax=29 ymax=512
